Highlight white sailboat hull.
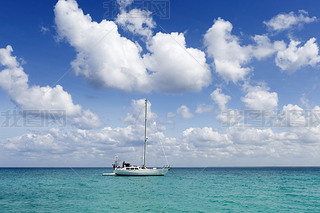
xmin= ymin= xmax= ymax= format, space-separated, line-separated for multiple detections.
xmin=114 ymin=168 xmax=169 ymax=176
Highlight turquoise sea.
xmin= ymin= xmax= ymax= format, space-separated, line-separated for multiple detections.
xmin=0 ymin=167 xmax=319 ymax=212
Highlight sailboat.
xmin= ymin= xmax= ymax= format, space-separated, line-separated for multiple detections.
xmin=112 ymin=99 xmax=170 ymax=176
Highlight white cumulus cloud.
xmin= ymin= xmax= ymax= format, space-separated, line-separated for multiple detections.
xmin=177 ymin=105 xmax=194 ymax=119
xmin=143 ymin=32 xmax=211 ymax=93
xmin=116 ymin=8 xmax=155 ymax=39
xmin=3 ymin=105 xmax=320 ymax=166
xmin=180 ymin=125 xmax=320 ymax=165
xmin=0 ymin=99 xmax=175 ymax=166
xmin=0 ymin=45 xmax=102 ymax=129
xmin=55 ymin=0 xmax=211 ymax=93
xmin=210 ymin=88 xmax=231 ymax=111
xmin=252 ymin=35 xmax=286 ymax=60
xmin=275 ymin=38 xmax=320 ymax=72
xmin=264 ymin=10 xmax=317 ymax=32
xmin=204 ymin=18 xmax=252 ymax=83
xmin=183 ymin=127 xmax=231 ymax=148
xmin=55 ymin=0 xmax=149 ymax=92
xmin=241 ymin=84 xmax=278 ymax=111
xmin=204 ymin=18 xmax=284 ymax=83
xmin=210 ymin=88 xmax=243 ymax=125
xmin=279 ymin=104 xmax=307 ymax=127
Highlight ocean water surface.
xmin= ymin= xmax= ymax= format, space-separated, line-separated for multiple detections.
xmin=0 ymin=167 xmax=319 ymax=212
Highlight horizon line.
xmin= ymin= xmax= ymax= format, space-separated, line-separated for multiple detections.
xmin=1 ymin=166 xmax=320 ymax=168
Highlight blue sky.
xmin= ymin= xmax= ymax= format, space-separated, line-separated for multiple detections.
xmin=1 ymin=0 xmax=320 ymax=167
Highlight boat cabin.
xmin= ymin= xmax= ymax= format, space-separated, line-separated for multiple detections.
xmin=126 ymin=167 xmax=139 ymax=170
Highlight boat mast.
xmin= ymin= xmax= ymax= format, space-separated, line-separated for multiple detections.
xmin=143 ymin=99 xmax=147 ymax=169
